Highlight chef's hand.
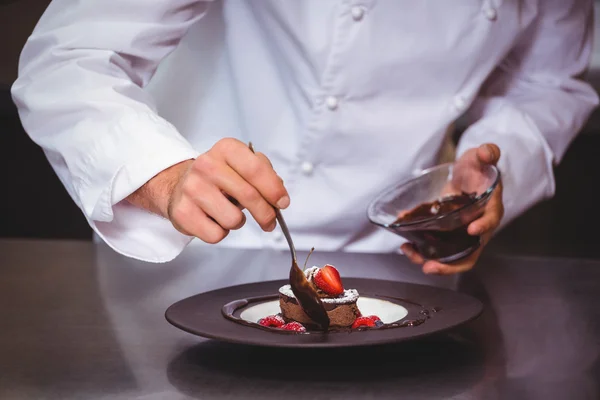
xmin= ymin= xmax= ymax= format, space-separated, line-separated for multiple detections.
xmin=400 ymin=143 xmax=504 ymax=275
xmin=126 ymin=138 xmax=288 ymax=244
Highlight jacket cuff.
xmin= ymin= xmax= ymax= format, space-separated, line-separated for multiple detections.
xmin=78 ymin=111 xmax=201 ymax=262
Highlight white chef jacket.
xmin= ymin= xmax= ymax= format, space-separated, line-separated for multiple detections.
xmin=11 ymin=0 xmax=599 ymax=263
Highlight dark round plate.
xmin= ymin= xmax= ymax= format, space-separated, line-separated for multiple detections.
xmin=165 ymin=278 xmax=483 ymax=348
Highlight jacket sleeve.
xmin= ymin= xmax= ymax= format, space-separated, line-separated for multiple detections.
xmin=456 ymin=0 xmax=599 ymax=228
xmin=11 ymin=0 xmax=213 ymax=262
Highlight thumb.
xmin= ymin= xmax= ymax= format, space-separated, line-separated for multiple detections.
xmin=476 ymin=143 xmax=501 ymax=165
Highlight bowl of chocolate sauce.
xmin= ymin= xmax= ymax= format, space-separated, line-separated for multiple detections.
xmin=367 ymin=162 xmax=500 ymax=263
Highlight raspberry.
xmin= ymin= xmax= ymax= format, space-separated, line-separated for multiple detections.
xmin=258 ymin=315 xmax=285 ymax=328
xmin=281 ymin=322 xmax=307 ymax=332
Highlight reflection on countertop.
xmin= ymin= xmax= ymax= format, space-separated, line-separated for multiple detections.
xmin=0 ymin=239 xmax=598 ymax=399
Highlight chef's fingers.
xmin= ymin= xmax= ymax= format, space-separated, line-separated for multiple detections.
xmin=254 ymin=151 xmax=273 ymax=167
xmin=194 ymin=160 xmax=276 ymax=232
xmin=169 ymin=194 xmax=231 ymax=244
xmin=467 ymin=182 xmax=504 ymax=236
xmin=255 ymin=151 xmax=285 ymax=186
xmin=422 ymin=245 xmax=483 ymax=275
xmin=181 ymin=172 xmax=248 ymax=231
xmin=476 ymin=143 xmax=501 ymax=166
xmin=400 ymin=243 xmax=426 ymax=264
xmin=212 ymin=138 xmax=290 ymax=210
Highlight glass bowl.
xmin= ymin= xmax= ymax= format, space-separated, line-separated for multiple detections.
xmin=367 ymin=161 xmax=501 ymax=263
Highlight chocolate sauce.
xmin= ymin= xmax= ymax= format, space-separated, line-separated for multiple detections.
xmin=222 ymin=294 xmax=441 ymax=335
xmin=289 ymin=260 xmax=330 ymax=330
xmin=221 ymin=296 xmax=300 ymax=334
xmin=354 ymin=296 xmax=441 ymax=331
xmin=393 ymin=192 xmax=480 ymax=260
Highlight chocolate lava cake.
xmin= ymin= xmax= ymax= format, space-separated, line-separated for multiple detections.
xmin=278 ymin=266 xmax=361 ymax=328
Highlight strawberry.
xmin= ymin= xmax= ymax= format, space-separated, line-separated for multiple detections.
xmin=313 ymin=264 xmax=344 ymax=296
xmin=258 ymin=315 xmax=285 ymax=328
xmin=281 ymin=322 xmax=307 ymax=332
xmin=351 ymin=316 xmax=376 ymax=329
xmin=366 ymin=315 xmax=384 ymax=327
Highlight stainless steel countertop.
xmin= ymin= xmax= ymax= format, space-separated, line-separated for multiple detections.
xmin=1 ymin=239 xmax=599 ymax=399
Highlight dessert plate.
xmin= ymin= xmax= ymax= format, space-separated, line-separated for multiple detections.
xmin=165 ymin=278 xmax=483 ymax=348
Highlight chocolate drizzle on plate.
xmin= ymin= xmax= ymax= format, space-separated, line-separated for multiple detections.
xmin=222 ymin=294 xmax=441 ymax=335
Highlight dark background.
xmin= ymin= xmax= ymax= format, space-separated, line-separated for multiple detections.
xmin=1 ymin=0 xmax=600 ymax=258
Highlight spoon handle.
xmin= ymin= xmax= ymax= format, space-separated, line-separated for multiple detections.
xmin=248 ymin=142 xmax=329 ymax=330
xmin=247 ymin=142 xmax=297 ymax=262
xmin=275 ymin=209 xmax=297 ymax=262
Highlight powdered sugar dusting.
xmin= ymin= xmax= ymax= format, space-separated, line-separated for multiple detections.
xmin=279 ymin=284 xmax=360 ymax=304
xmin=304 ymin=266 xmax=319 ymax=281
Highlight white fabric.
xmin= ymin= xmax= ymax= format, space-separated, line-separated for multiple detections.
xmin=12 ymin=0 xmax=599 ymax=262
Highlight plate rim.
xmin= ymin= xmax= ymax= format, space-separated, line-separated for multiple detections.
xmin=165 ymin=278 xmax=484 ymax=349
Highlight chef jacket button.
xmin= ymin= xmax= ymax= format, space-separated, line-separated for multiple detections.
xmin=483 ymin=7 xmax=497 ymax=21
xmin=326 ymin=96 xmax=339 ymax=110
xmin=453 ymin=95 xmax=467 ymax=112
xmin=351 ymin=6 xmax=365 ymax=21
xmin=301 ymin=161 xmax=314 ymax=176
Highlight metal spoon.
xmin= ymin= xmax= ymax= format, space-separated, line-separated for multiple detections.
xmin=248 ymin=143 xmax=330 ymax=331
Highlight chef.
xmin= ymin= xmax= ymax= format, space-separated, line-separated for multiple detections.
xmin=11 ymin=0 xmax=598 ymax=274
